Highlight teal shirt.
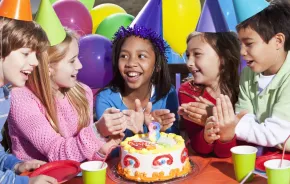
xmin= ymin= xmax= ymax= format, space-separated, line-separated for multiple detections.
xmin=235 ymin=51 xmax=290 ymax=123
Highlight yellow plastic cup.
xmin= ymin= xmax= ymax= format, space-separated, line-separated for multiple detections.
xmin=264 ymin=159 xmax=290 ymax=184
xmin=80 ymin=161 xmax=107 ymax=184
xmin=231 ymin=146 xmax=258 ymax=182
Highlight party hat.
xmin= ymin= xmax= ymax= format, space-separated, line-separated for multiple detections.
xmin=196 ymin=0 xmax=229 ymax=32
xmin=0 ymin=0 xmax=33 ymax=21
xmin=233 ymin=0 xmax=269 ymax=24
xmin=35 ymin=0 xmax=66 ymax=46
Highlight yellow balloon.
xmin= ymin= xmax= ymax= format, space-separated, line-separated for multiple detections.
xmin=163 ymin=0 xmax=201 ymax=55
xmin=90 ymin=3 xmax=126 ymax=33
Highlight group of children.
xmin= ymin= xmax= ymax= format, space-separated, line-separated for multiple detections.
xmin=1 ymin=0 xmax=290 ymax=183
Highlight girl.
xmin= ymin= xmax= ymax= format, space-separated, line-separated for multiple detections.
xmin=8 ymin=29 xmax=125 ymax=162
xmin=96 ymin=26 xmax=179 ymax=152
xmin=0 ymin=17 xmax=57 ymax=184
xmin=178 ymin=32 xmax=241 ymax=158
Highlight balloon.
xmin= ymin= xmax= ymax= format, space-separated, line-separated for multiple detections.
xmin=130 ymin=0 xmax=161 ymax=33
xmin=79 ymin=0 xmax=95 ymax=10
xmin=50 ymin=0 xmax=58 ymax=4
xmin=218 ymin=0 xmax=238 ymax=31
xmin=90 ymin=3 xmax=126 ymax=34
xmin=96 ymin=13 xmax=134 ymax=40
xmin=53 ymin=0 xmax=92 ymax=36
xmin=163 ymin=0 xmax=201 ymax=55
xmin=78 ymin=34 xmax=113 ymax=89
xmin=196 ymin=0 xmax=229 ymax=32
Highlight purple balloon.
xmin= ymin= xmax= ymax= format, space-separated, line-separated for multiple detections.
xmin=78 ymin=34 xmax=113 ymax=88
xmin=53 ymin=0 xmax=92 ymax=36
xmin=130 ymin=0 xmax=162 ymax=34
xmin=196 ymin=0 xmax=229 ymax=32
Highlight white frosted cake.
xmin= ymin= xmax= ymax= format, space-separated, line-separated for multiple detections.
xmin=117 ymin=132 xmax=191 ymax=182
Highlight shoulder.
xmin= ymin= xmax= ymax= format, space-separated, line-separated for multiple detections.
xmin=240 ymin=67 xmax=255 ymax=81
xmin=79 ymin=82 xmax=93 ymax=97
xmin=11 ymin=86 xmax=37 ymax=99
xmin=97 ymin=88 xmax=117 ymax=97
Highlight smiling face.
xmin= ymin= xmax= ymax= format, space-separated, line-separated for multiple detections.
xmin=0 ymin=48 xmax=38 ymax=87
xmin=118 ymin=36 xmax=156 ymax=91
xmin=186 ymin=34 xmax=220 ymax=86
xmin=50 ymin=38 xmax=82 ymax=89
xmin=238 ymin=27 xmax=280 ymax=75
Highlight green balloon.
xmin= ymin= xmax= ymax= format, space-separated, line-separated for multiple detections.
xmin=96 ymin=13 xmax=134 ymax=40
xmin=50 ymin=0 xmax=58 ymax=4
xmin=79 ymin=0 xmax=95 ymax=10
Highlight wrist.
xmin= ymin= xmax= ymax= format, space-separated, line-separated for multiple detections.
xmin=14 ymin=163 xmax=20 ymax=174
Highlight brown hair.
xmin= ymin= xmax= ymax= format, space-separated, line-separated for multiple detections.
xmin=0 ymin=17 xmax=48 ymax=59
xmin=186 ymin=32 xmax=241 ymax=104
xmin=27 ymin=30 xmax=90 ymax=133
xmin=236 ymin=0 xmax=290 ymax=51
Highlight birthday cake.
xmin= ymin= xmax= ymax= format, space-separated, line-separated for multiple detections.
xmin=117 ymin=125 xmax=191 ymax=182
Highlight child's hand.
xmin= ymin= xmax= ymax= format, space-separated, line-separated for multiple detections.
xmin=204 ymin=116 xmax=220 ymax=144
xmin=123 ymin=99 xmax=151 ymax=134
xmin=14 ymin=160 xmax=46 ymax=174
xmin=96 ymin=107 xmax=127 ymax=137
xmin=99 ymin=133 xmax=125 ymax=155
xmin=214 ymin=95 xmax=247 ymax=142
xmin=29 ymin=175 xmax=58 ymax=184
xmin=180 ymin=97 xmax=214 ymax=126
xmin=151 ymin=109 xmax=176 ymax=132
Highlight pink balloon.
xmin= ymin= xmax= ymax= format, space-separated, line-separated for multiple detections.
xmin=53 ymin=0 xmax=92 ymax=36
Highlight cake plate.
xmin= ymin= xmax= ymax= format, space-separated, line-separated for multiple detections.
xmin=107 ymin=158 xmax=200 ymax=184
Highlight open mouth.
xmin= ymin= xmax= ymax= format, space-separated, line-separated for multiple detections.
xmin=192 ymin=69 xmax=200 ymax=74
xmin=126 ymin=72 xmax=141 ymax=78
xmin=21 ymin=70 xmax=31 ymax=76
xmin=246 ymin=60 xmax=254 ymax=66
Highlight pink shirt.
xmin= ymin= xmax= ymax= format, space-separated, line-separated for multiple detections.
xmin=8 ymin=84 xmax=105 ymax=162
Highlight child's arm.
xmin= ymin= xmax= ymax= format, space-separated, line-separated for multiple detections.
xmin=9 ymin=88 xmax=106 ymax=162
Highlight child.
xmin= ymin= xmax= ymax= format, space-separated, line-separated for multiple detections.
xmin=8 ymin=29 xmax=125 ymax=162
xmin=213 ymin=0 xmax=290 ymax=153
xmin=96 ymin=26 xmax=179 ymax=146
xmin=0 ymin=17 xmax=57 ymax=184
xmin=178 ymin=32 xmax=241 ymax=158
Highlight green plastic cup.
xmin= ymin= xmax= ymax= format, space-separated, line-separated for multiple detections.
xmin=80 ymin=161 xmax=107 ymax=184
xmin=264 ymin=159 xmax=290 ymax=184
xmin=231 ymin=146 xmax=258 ymax=182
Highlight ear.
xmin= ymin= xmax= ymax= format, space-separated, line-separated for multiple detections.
xmin=274 ymin=33 xmax=285 ymax=50
xmin=48 ymin=64 xmax=53 ymax=77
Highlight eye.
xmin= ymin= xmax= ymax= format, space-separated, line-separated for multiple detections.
xmin=70 ymin=59 xmax=75 ymax=63
xmin=120 ymin=54 xmax=128 ymax=59
xmin=139 ymin=54 xmax=146 ymax=59
xmin=22 ymin=52 xmax=29 ymax=57
xmin=185 ymin=52 xmax=190 ymax=58
xmin=245 ymin=42 xmax=253 ymax=47
xmin=194 ymin=52 xmax=201 ymax=57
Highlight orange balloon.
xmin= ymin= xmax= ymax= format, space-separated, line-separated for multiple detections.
xmin=0 ymin=0 xmax=33 ymax=21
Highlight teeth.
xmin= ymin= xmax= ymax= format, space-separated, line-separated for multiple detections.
xmin=127 ymin=72 xmax=139 ymax=77
xmin=22 ymin=71 xmax=31 ymax=75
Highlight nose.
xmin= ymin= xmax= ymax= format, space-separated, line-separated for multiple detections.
xmin=240 ymin=44 xmax=247 ymax=57
xmin=29 ymin=52 xmax=39 ymax=67
xmin=186 ymin=56 xmax=195 ymax=68
xmin=75 ymin=58 xmax=83 ymax=70
xmin=126 ymin=55 xmax=138 ymax=67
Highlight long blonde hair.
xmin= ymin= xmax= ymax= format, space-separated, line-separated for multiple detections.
xmin=27 ymin=30 xmax=90 ymax=133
